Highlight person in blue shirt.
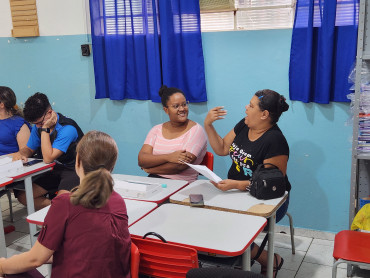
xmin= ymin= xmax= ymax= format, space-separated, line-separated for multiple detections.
xmin=14 ymin=93 xmax=84 ymax=210
xmin=0 ymin=86 xmax=31 ymax=156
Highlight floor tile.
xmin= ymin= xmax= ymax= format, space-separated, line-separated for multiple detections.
xmin=275 ymin=246 xmax=305 ymax=271
xmin=312 ymin=238 xmax=334 ymax=247
xmin=251 ymin=259 xmax=296 ymax=278
xmin=296 ymin=262 xmax=348 ymax=278
xmin=304 ymin=242 xmax=334 ymax=266
xmin=255 ymin=232 xmax=313 ymax=252
xmin=6 ymin=241 xmax=30 ymax=257
xmin=5 ymin=231 xmax=28 ymax=246
xmin=13 ymin=234 xmax=32 ymax=245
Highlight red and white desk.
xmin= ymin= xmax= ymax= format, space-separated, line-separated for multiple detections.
xmin=170 ymin=180 xmax=288 ymax=278
xmin=6 ymin=161 xmax=55 ymax=246
xmin=0 ymin=177 xmax=14 ymax=257
xmin=27 ymin=199 xmax=158 ymax=227
xmin=129 ymin=203 xmax=267 ymax=271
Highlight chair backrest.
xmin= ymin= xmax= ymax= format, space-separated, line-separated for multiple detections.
xmin=131 ymin=242 xmax=140 ymax=278
xmin=200 ymin=151 xmax=214 ymax=171
xmin=131 ymin=236 xmax=198 ymax=278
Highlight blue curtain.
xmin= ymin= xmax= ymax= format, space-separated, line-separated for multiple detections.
xmin=289 ymin=0 xmax=359 ymax=103
xmin=89 ymin=0 xmax=207 ymax=102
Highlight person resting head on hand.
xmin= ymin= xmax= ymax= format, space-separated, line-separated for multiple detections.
xmin=0 ymin=86 xmax=31 ymax=156
xmin=138 ymin=85 xmax=207 ymax=183
xmin=204 ymin=89 xmax=290 ymax=277
xmin=0 ymin=131 xmax=131 ymax=278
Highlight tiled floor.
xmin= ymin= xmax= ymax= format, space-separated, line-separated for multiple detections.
xmin=1 ymin=194 xmax=370 ymax=278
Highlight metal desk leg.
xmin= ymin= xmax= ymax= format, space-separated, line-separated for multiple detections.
xmin=0 ymin=207 xmax=7 ymax=257
xmin=242 ymin=246 xmax=251 ymax=271
xmin=267 ymin=213 xmax=276 ymax=278
xmin=24 ymin=177 xmax=37 ymax=245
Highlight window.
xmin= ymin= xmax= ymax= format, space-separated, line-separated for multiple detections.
xmin=200 ymin=0 xmax=296 ymax=32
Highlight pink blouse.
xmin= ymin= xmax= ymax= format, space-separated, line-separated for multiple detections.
xmin=144 ymin=122 xmax=207 ymax=183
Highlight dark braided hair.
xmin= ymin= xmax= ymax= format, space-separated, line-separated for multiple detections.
xmin=0 ymin=86 xmax=22 ymax=117
xmin=158 ymin=85 xmax=185 ymax=107
xmin=255 ymin=89 xmax=289 ymax=125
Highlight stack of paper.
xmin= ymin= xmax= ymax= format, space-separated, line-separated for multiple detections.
xmin=113 ymin=179 xmax=161 ymax=198
xmin=0 ymin=159 xmax=23 ymax=179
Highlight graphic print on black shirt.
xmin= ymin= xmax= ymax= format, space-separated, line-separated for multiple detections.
xmin=227 ymin=119 xmax=290 ymax=184
xmin=229 ymin=142 xmax=254 ymax=179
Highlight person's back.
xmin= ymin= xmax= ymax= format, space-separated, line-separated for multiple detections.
xmin=0 ymin=131 xmax=131 ymax=278
xmin=40 ymin=192 xmax=130 ymax=278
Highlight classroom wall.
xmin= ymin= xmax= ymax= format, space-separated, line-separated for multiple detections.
xmin=0 ymin=0 xmax=352 ymax=233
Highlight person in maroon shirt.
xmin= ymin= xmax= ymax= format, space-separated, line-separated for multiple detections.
xmin=0 ymin=131 xmax=131 ymax=278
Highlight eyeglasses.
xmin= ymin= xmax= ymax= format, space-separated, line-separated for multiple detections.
xmin=169 ymin=101 xmax=189 ymax=110
xmin=32 ymin=110 xmax=48 ymax=126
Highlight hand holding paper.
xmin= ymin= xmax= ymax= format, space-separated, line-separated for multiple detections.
xmin=184 ymin=162 xmax=222 ymax=183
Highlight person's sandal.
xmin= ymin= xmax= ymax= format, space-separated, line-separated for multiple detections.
xmin=261 ymin=253 xmax=284 ymax=278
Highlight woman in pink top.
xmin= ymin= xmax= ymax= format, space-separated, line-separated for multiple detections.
xmin=0 ymin=131 xmax=131 ymax=278
xmin=138 ymin=86 xmax=207 ymax=183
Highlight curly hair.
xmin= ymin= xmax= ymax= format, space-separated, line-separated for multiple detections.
xmin=158 ymin=85 xmax=185 ymax=107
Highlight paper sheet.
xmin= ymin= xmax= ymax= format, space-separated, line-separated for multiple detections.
xmin=0 ymin=160 xmax=23 ymax=179
xmin=185 ymin=162 xmax=222 ymax=183
xmin=113 ymin=179 xmax=161 ymax=198
xmin=0 ymin=156 xmax=12 ymax=166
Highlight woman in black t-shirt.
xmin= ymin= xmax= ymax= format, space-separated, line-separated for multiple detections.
xmin=204 ymin=89 xmax=290 ymax=277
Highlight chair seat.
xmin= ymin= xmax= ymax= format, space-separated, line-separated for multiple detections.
xmin=333 ymin=230 xmax=370 ymax=264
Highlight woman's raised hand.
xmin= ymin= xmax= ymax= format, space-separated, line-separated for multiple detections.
xmin=204 ymin=106 xmax=227 ymax=126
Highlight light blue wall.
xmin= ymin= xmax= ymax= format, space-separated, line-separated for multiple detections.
xmin=0 ymin=29 xmax=352 ymax=233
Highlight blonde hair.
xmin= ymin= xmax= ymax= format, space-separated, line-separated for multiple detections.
xmin=70 ymin=131 xmax=118 ymax=208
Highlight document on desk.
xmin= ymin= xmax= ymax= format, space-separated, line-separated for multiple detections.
xmin=113 ymin=179 xmax=161 ymax=198
xmin=0 ymin=160 xmax=23 ymax=179
xmin=0 ymin=156 xmax=12 ymax=166
xmin=184 ymin=162 xmax=222 ymax=183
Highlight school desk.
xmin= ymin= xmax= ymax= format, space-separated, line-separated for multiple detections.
xmin=169 ymin=180 xmax=288 ymax=278
xmin=129 ymin=203 xmax=267 ymax=271
xmin=26 ymin=199 xmax=158 ymax=227
xmin=8 ymin=159 xmax=55 ymax=245
xmin=0 ymin=177 xmax=13 ymax=257
xmin=112 ymin=174 xmax=188 ymax=204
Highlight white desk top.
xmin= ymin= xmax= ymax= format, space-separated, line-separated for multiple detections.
xmin=129 ymin=203 xmax=267 ymax=256
xmin=170 ymin=180 xmax=288 ymax=217
xmin=0 ymin=177 xmax=13 ymax=188
xmin=26 ymin=198 xmax=158 ymax=227
xmin=10 ymin=160 xmax=55 ymax=181
xmin=112 ymin=174 xmax=188 ymax=204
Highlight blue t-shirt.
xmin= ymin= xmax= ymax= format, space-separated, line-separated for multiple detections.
xmin=27 ymin=114 xmax=78 ymax=155
xmin=0 ymin=116 xmax=31 ymax=155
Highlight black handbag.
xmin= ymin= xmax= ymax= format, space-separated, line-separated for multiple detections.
xmin=249 ymin=163 xmax=286 ymax=200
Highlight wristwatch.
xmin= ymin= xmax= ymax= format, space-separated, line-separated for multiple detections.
xmin=40 ymin=127 xmax=50 ymax=133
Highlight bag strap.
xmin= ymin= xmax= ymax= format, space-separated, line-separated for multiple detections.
xmin=256 ymin=163 xmax=279 ymax=171
xmin=142 ymin=232 xmax=167 ymax=243
xmin=252 ymin=233 xmax=269 ymax=262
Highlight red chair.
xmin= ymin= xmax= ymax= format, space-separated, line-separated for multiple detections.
xmin=131 ymin=235 xmax=198 ymax=278
xmin=332 ymin=230 xmax=370 ymax=277
xmin=131 ymin=242 xmax=140 ymax=278
xmin=200 ymin=151 xmax=214 ymax=171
